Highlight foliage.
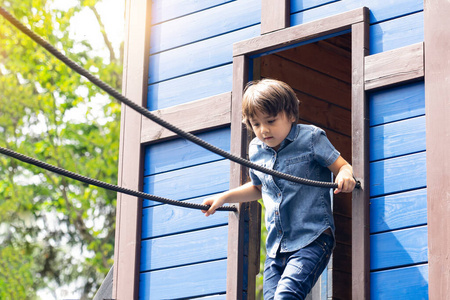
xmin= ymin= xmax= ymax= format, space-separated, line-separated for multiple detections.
xmin=256 ymin=200 xmax=267 ymax=300
xmin=0 ymin=0 xmax=122 ymax=298
xmin=0 ymin=245 xmax=37 ymax=300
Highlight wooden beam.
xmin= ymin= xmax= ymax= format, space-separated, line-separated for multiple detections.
xmin=365 ymin=42 xmax=424 ymax=91
xmin=424 ymin=1 xmax=450 ymax=299
xmin=140 ymin=92 xmax=231 ymax=143
xmin=112 ymin=0 xmax=151 ymax=299
xmin=227 ymin=55 xmax=249 ymax=300
xmin=351 ymin=16 xmax=370 ymax=300
xmin=261 ymin=0 xmax=289 ymax=34
xmin=233 ymin=7 xmax=367 ymax=57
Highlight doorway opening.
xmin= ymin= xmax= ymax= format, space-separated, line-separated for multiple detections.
xmin=251 ymin=32 xmax=353 ymax=299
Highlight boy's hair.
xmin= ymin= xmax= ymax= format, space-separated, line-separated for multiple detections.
xmin=242 ymin=78 xmax=300 ymax=129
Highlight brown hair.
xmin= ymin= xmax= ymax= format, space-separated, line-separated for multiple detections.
xmin=242 ymin=79 xmax=299 ymax=129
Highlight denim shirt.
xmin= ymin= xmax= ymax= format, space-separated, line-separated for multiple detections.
xmin=249 ymin=124 xmax=340 ymax=258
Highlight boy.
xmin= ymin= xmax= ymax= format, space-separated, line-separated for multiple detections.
xmin=202 ymin=79 xmax=356 ymax=299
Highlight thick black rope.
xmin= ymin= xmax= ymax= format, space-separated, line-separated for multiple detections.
xmin=0 ymin=7 xmax=360 ymax=191
xmin=0 ymin=146 xmax=235 ymax=211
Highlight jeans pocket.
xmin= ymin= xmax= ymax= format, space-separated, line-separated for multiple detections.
xmin=313 ymin=233 xmax=334 ymax=258
xmin=312 ymin=239 xmax=327 ymax=253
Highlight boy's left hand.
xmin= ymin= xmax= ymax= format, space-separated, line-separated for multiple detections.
xmin=334 ymin=167 xmax=356 ymax=194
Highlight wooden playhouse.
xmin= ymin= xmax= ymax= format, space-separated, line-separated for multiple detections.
xmin=109 ymin=0 xmax=450 ymax=299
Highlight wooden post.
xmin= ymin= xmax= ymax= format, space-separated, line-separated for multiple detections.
xmin=227 ymin=55 xmax=249 ymax=300
xmin=112 ymin=0 xmax=151 ymax=298
xmin=351 ymin=9 xmax=370 ymax=300
xmin=261 ymin=0 xmax=290 ymax=34
xmin=424 ymin=1 xmax=450 ymax=299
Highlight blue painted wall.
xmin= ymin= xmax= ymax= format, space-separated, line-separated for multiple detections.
xmin=140 ymin=1 xmax=261 ymax=299
xmin=140 ymin=0 xmax=427 ymax=298
xmin=369 ymin=82 xmax=428 ymax=300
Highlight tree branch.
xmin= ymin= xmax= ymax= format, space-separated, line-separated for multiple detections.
xmin=88 ymin=5 xmax=116 ymax=63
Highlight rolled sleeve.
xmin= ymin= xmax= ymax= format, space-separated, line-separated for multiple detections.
xmin=312 ymin=128 xmax=341 ymax=167
xmin=249 ymin=166 xmax=262 ymax=186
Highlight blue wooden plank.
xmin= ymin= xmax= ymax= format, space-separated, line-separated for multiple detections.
xmin=147 ymin=64 xmax=233 ymax=110
xmin=144 ymin=127 xmax=231 ymax=176
xmin=371 ymin=264 xmax=428 ymax=300
xmin=370 ymin=188 xmax=427 ymax=234
xmin=139 ymin=259 xmax=227 ymax=299
xmin=370 ymin=226 xmax=428 ymax=271
xmin=196 ymin=296 xmax=226 ymax=300
xmin=370 ymin=12 xmax=424 ymax=54
xmin=369 ymin=81 xmax=425 ymax=127
xmin=290 ymin=0 xmax=338 ymax=14
xmin=370 ymin=152 xmax=426 ymax=197
xmin=141 ymin=194 xmax=229 ymax=239
xmin=140 ymin=226 xmax=228 ymax=271
xmin=370 ymin=116 xmax=426 ymax=162
xmin=149 ymin=25 xmax=259 ymax=84
xmin=291 ymin=0 xmax=423 ymax=26
xmin=143 ymin=160 xmax=230 ymax=207
xmin=150 ymin=0 xmax=260 ymax=54
xmin=152 ymin=0 xmax=234 ymax=24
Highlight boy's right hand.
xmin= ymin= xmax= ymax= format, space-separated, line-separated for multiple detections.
xmin=201 ymin=196 xmax=225 ymax=217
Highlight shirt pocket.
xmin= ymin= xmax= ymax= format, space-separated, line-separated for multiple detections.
xmin=285 ymin=154 xmax=311 ymax=185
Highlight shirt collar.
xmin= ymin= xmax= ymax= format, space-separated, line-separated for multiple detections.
xmin=285 ymin=123 xmax=298 ymax=142
xmin=277 ymin=123 xmax=298 ymax=150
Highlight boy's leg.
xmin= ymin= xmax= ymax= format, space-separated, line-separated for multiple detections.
xmin=274 ymin=232 xmax=334 ymax=300
xmin=263 ymin=250 xmax=286 ymax=300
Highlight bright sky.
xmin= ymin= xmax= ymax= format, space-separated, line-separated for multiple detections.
xmin=54 ymin=0 xmax=125 ymax=60
xmin=49 ymin=0 xmax=126 ymax=127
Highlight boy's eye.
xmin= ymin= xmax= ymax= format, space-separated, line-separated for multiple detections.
xmin=268 ymin=119 xmax=276 ymax=124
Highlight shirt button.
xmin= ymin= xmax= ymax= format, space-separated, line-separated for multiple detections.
xmin=275 ymin=211 xmax=279 ymax=215
xmin=277 ymin=193 xmax=281 ymax=197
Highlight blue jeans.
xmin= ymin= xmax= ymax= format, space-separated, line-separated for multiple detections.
xmin=263 ymin=231 xmax=335 ymax=300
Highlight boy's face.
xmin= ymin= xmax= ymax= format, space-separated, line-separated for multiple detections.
xmin=249 ymin=111 xmax=296 ymax=151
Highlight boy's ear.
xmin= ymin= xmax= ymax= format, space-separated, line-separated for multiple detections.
xmin=289 ymin=114 xmax=297 ymax=123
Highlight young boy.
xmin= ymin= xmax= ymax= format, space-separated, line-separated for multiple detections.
xmin=202 ymin=79 xmax=356 ymax=299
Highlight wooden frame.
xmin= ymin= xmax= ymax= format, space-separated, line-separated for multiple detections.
xmin=227 ymin=55 xmax=263 ymax=299
xmin=226 ymin=55 xmax=249 ymax=300
xmin=232 ymin=7 xmax=371 ymax=300
xmin=112 ymin=0 xmax=151 ymax=298
xmin=424 ymin=1 xmax=450 ymax=299
xmin=234 ymin=8 xmax=366 ymax=57
xmin=351 ymin=19 xmax=370 ymax=300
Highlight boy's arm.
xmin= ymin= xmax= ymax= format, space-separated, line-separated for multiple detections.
xmin=328 ymin=156 xmax=356 ymax=194
xmin=201 ymin=182 xmax=262 ymax=216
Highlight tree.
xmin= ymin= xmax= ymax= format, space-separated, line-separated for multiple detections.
xmin=0 ymin=0 xmax=123 ymax=298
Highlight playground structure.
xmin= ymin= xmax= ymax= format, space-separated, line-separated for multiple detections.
xmin=2 ymin=1 xmax=449 ymax=299
xmin=111 ymin=0 xmax=449 ymax=299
